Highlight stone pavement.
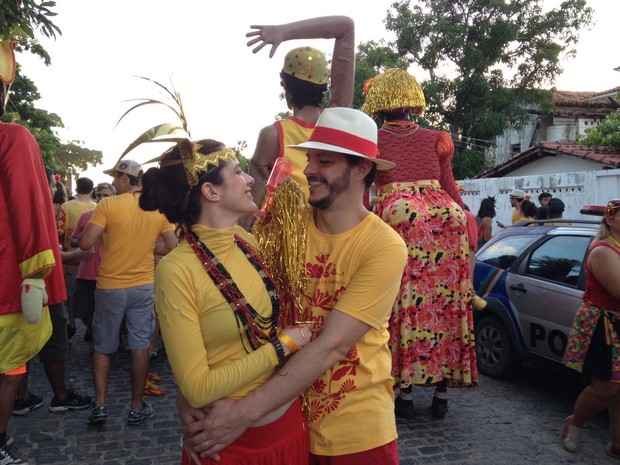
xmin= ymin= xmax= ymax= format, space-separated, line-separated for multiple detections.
xmin=8 ymin=324 xmax=613 ymax=464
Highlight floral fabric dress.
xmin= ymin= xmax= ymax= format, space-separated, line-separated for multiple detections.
xmin=373 ymin=121 xmax=478 ymax=388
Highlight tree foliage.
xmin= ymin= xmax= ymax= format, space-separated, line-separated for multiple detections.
xmin=1 ymin=1 xmax=103 ymax=174
xmin=384 ymin=0 xmax=593 ymax=147
xmin=0 ymin=0 xmax=61 ymax=63
xmin=578 ymin=110 xmax=620 ymax=149
xmin=232 ymin=140 xmax=250 ymax=172
xmin=352 ymin=40 xmax=409 ymax=109
xmin=452 ymin=149 xmax=492 ymax=180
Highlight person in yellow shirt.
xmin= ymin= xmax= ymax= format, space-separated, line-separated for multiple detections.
xmin=139 ymin=139 xmax=311 ymax=464
xmin=180 ymin=108 xmax=408 ymax=464
xmin=497 ymin=188 xmax=526 ymax=228
xmin=79 ymin=159 xmax=177 ymax=427
xmin=57 ymin=176 xmax=96 ymax=338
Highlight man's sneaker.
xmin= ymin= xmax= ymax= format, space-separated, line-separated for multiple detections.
xmin=12 ymin=392 xmax=43 ymax=416
xmin=87 ymin=405 xmax=108 ymax=425
xmin=127 ymin=401 xmax=154 ymax=426
xmin=0 ymin=443 xmax=24 ymax=464
xmin=49 ymin=389 xmax=91 ymax=412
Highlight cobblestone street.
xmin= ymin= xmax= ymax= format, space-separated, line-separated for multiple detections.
xmin=8 ymin=324 xmax=611 ymax=464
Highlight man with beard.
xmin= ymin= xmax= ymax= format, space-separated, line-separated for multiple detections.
xmin=179 ymin=108 xmax=407 ymax=464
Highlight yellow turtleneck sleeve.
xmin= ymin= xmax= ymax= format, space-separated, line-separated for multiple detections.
xmin=154 ymin=225 xmax=279 ymax=408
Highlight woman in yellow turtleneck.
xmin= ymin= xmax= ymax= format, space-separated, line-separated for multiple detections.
xmin=139 ymin=139 xmax=311 ymax=465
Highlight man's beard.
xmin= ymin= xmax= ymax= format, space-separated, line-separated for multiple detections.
xmin=308 ymin=170 xmax=351 ymax=210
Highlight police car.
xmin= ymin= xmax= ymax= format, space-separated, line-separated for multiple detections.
xmin=472 ymin=217 xmax=601 ymax=378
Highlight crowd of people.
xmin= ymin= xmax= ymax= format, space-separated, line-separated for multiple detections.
xmin=488 ymin=188 xmax=567 ymax=233
xmin=1 ymin=14 xmax=619 ymax=465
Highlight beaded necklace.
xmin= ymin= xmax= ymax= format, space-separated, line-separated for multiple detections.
xmin=380 ymin=120 xmax=420 ymax=138
xmin=186 ymin=230 xmax=280 ymax=353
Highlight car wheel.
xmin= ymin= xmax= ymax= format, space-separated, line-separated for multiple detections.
xmin=475 ymin=315 xmax=516 ymax=378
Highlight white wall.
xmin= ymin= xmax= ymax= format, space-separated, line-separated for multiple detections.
xmin=505 ymin=155 xmax=604 ymax=176
xmin=460 ymin=168 xmax=620 ymax=236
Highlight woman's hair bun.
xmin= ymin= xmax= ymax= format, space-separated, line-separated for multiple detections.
xmin=139 ymin=166 xmax=161 ymax=211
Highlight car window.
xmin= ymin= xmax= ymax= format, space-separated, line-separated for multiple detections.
xmin=524 ymin=235 xmax=592 ymax=287
xmin=477 ymin=235 xmax=537 ymax=270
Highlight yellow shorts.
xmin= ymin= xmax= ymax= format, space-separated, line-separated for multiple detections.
xmin=0 ymin=308 xmax=52 ymax=374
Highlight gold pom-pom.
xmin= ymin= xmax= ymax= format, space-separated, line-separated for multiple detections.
xmin=253 ymin=182 xmax=310 ymax=326
xmin=361 ymin=68 xmax=426 ymax=118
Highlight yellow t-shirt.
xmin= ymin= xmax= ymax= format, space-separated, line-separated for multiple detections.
xmin=58 ymin=199 xmax=96 ymax=250
xmin=154 ymin=225 xmax=279 ymax=408
xmin=276 ymin=117 xmax=314 ymax=200
xmin=511 ymin=207 xmax=523 ymax=224
xmin=303 ymin=213 xmax=407 ymax=456
xmin=89 ymin=192 xmax=174 ymax=289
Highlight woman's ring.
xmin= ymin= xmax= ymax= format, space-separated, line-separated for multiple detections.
xmin=204 ymin=440 xmax=210 ymax=448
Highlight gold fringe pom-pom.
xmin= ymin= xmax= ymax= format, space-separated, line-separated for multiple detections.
xmin=253 ymin=182 xmax=310 ymax=327
xmin=361 ymin=68 xmax=426 ymax=118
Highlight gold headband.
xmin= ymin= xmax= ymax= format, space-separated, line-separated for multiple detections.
xmin=160 ymin=144 xmax=237 ymax=187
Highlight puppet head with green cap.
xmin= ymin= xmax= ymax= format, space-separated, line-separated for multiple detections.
xmin=280 ymin=46 xmax=328 ymax=109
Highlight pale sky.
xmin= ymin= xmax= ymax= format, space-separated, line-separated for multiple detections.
xmin=16 ymin=0 xmax=619 ymax=187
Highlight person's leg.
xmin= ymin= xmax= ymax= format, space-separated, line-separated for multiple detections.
xmin=609 ymin=393 xmax=620 ymax=451
xmin=90 ymin=288 xmax=125 ymax=411
xmin=394 ymin=385 xmax=416 ymax=419
xmin=565 ymin=378 xmax=620 ymax=451
xmin=64 ymin=268 xmax=78 ymax=337
xmin=12 ymin=367 xmax=43 ymax=416
xmin=572 ymin=378 xmax=619 ymax=427
xmin=44 ymin=361 xmax=66 ymax=398
xmin=130 ymin=348 xmax=150 ymax=409
xmin=0 ymin=373 xmax=23 ymax=442
xmin=0 ymin=371 xmax=25 ymax=463
xmin=125 ymin=285 xmax=156 ymax=418
xmin=37 ymin=303 xmax=92 ymax=412
xmin=38 ymin=303 xmax=68 ymax=400
xmin=74 ymin=279 xmax=96 ymax=341
xmin=148 ymin=314 xmax=160 ymax=360
xmin=432 ymin=379 xmax=448 ymax=419
xmin=92 ymin=351 xmax=111 ymax=406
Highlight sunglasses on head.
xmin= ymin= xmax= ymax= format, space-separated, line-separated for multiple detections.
xmin=606 ymin=200 xmax=620 ymax=218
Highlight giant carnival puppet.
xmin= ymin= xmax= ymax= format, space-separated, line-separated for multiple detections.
xmin=0 ymin=39 xmax=66 ymax=463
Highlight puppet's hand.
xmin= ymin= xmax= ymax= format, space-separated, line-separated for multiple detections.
xmin=246 ymin=24 xmax=285 ymax=58
xmin=21 ymin=278 xmax=48 ymax=324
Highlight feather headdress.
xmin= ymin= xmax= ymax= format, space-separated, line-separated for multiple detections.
xmin=115 ymin=76 xmax=235 ymax=186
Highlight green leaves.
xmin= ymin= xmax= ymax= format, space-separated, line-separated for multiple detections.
xmin=578 ymin=110 xmax=620 ymax=149
xmin=0 ymin=0 xmax=61 ymax=42
xmin=381 ymin=0 xmax=592 ymax=145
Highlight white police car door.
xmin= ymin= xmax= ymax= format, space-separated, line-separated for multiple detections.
xmin=506 ymin=234 xmax=591 ymax=363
